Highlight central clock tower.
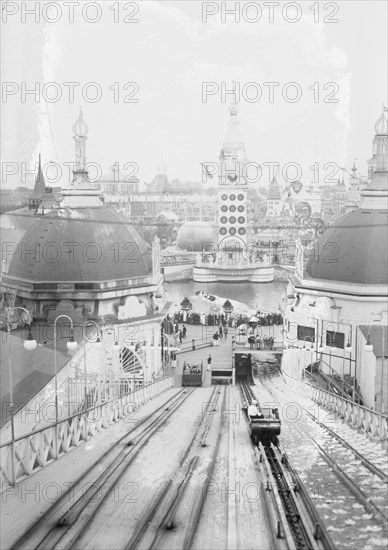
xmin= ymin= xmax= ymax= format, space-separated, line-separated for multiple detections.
xmin=217 ymin=103 xmax=249 ymax=258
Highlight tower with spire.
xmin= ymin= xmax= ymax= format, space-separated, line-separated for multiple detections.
xmin=61 ymin=109 xmax=102 ymax=208
xmin=363 ymin=105 xmax=388 ymax=208
xmin=193 ymin=104 xmax=274 ymax=282
xmin=345 ymin=160 xmax=361 ymax=213
xmin=71 ymin=107 xmax=90 ymax=187
xmin=217 ymin=102 xmax=249 ymax=255
xmin=367 ymin=104 xmax=388 ymax=184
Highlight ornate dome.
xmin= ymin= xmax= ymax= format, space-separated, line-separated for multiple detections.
xmin=8 ymin=207 xmax=152 ymax=283
xmin=374 ymin=105 xmax=388 ymax=135
xmin=176 ymin=221 xmax=218 ymax=252
xmin=305 ymin=209 xmax=387 ymax=285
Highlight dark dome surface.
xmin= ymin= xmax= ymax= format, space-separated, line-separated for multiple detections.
xmin=305 ymin=209 xmax=388 ymax=285
xmin=8 ymin=207 xmax=152 ymax=282
xmin=176 ymin=221 xmax=218 ymax=252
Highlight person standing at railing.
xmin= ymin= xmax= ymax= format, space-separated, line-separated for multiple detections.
xmin=207 ymin=354 xmax=212 ymax=371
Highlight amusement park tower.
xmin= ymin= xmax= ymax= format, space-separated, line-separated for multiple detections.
xmin=193 ymin=104 xmax=274 ymax=282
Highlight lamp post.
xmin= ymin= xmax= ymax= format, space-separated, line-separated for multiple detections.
xmin=7 ymin=306 xmax=37 ymax=485
xmin=53 ymin=315 xmax=77 ymax=457
xmin=364 ymin=321 xmax=386 ymax=413
xmin=161 ymin=332 xmax=170 ymax=376
xmin=82 ymin=320 xmax=102 ymax=438
xmin=232 ymin=337 xmax=236 ymax=387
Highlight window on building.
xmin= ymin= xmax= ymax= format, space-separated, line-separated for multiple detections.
xmin=297 ymin=325 xmax=315 ymax=343
xmin=326 ymin=331 xmax=345 ymax=349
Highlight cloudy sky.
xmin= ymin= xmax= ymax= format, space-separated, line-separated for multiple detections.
xmin=1 ymin=0 xmax=387 ymax=188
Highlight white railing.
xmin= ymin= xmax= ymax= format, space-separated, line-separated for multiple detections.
xmin=282 ymin=371 xmax=388 ymax=446
xmin=0 ymin=376 xmax=174 ymax=488
xmin=309 ymin=385 xmax=388 ymax=445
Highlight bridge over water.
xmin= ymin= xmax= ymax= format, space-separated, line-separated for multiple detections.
xmin=161 ymin=251 xmax=295 ymax=272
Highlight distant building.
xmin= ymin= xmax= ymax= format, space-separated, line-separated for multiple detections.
xmin=128 ymin=170 xmax=218 ymax=223
xmin=344 ymin=162 xmax=364 ymax=214
xmin=282 ymin=106 xmax=388 ymax=412
xmin=266 ymin=177 xmax=282 ymax=217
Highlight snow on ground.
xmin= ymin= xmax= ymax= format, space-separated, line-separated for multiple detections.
xmin=251 ymin=359 xmax=388 ymax=550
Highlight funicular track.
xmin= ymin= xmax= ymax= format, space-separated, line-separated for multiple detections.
xmin=125 ymin=385 xmax=227 ymax=550
xmin=256 ymin=363 xmax=388 ymax=483
xmin=11 ymin=388 xmax=196 ymax=550
xmin=238 ymin=378 xmax=334 ymax=550
xmin=255 ymin=370 xmax=388 ymax=527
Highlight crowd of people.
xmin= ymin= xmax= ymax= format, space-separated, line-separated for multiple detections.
xmin=162 ymin=309 xmax=283 ymax=332
xmin=247 ymin=335 xmax=275 ymax=350
xmin=183 ymin=362 xmax=202 ymax=374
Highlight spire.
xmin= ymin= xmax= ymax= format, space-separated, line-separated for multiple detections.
xmin=72 ymin=107 xmax=89 ymax=137
xmin=61 ymin=109 xmax=101 ymax=207
xmin=223 ymin=101 xmax=244 ymax=152
xmin=374 ymin=103 xmax=388 ymax=135
xmin=72 ymin=107 xmax=90 ymax=187
xmin=28 ymin=155 xmax=46 ymax=210
xmin=29 ymin=154 xmax=46 ymax=198
xmin=362 ymin=106 xmax=388 ymax=207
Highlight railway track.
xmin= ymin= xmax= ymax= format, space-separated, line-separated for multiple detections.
xmin=253 ymin=369 xmax=388 ymax=548
xmin=238 ymin=379 xmax=334 ymax=550
xmin=256 ymin=362 xmax=388 ymax=481
xmin=303 ymin=405 xmax=388 ymax=483
xmin=125 ymin=385 xmax=227 ymax=550
xmin=12 ymin=388 xmax=196 ymax=550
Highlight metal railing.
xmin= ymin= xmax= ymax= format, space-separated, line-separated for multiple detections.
xmin=0 ymin=376 xmax=174 ymax=489
xmin=283 ymin=372 xmax=388 ymax=446
xmin=309 ymin=385 xmax=388 ymax=445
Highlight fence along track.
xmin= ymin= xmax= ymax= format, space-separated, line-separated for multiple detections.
xmin=302 ymin=406 xmax=388 ymax=483
xmin=258 ymin=364 xmax=388 ymax=481
xmin=256 ymin=371 xmax=388 ymax=546
xmin=258 ymin=373 xmax=388 ymax=523
xmin=1 ymin=377 xmax=175 ymax=488
xmin=12 ymin=388 xmax=194 ymax=550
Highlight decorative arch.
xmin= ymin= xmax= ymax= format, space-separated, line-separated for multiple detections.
xmin=119 ymin=346 xmax=147 ymax=376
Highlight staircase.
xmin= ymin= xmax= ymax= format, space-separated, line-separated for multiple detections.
xmin=305 ymin=358 xmax=363 ymax=405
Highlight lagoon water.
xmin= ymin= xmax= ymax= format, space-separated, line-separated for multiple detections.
xmin=165 ymin=280 xmax=288 ymax=315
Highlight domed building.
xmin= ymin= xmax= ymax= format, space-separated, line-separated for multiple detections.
xmin=282 ymin=106 xmax=388 ymax=412
xmin=1 ymin=110 xmax=166 ymax=385
xmin=176 ymin=221 xmax=218 ymax=252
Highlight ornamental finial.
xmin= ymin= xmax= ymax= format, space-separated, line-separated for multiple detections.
xmin=72 ymin=107 xmax=89 ymax=137
xmin=374 ymin=104 xmax=388 ymax=135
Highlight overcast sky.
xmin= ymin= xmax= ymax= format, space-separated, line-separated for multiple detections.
xmin=1 ymin=0 xmax=387 ymax=189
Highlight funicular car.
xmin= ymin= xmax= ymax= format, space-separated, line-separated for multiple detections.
xmin=182 ymin=361 xmax=203 ymax=387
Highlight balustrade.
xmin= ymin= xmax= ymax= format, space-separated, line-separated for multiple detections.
xmin=309 ymin=385 xmax=388 ymax=444
xmin=0 ymin=376 xmax=174 ymax=489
